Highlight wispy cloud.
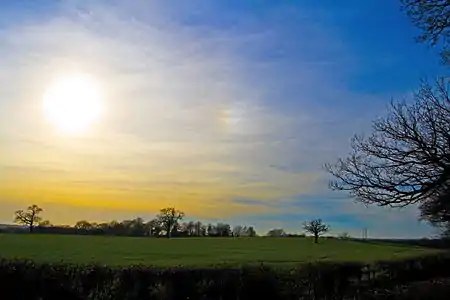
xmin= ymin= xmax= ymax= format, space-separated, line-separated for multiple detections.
xmin=0 ymin=1 xmax=437 ymax=236
xmin=0 ymin=1 xmax=325 ymax=220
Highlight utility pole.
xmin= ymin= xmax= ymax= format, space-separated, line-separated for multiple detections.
xmin=362 ymin=227 xmax=368 ymax=239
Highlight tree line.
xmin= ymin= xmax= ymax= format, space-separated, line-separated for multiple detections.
xmin=7 ymin=1 xmax=450 ymax=242
xmin=13 ymin=205 xmax=256 ymax=238
xmin=11 ymin=205 xmax=330 ymax=242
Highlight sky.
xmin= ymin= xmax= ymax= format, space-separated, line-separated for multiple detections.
xmin=0 ymin=0 xmax=447 ymax=238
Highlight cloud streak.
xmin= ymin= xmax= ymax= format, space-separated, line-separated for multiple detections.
xmin=0 ymin=1 xmax=437 ymax=237
xmin=1 ymin=1 xmax=325 ymax=221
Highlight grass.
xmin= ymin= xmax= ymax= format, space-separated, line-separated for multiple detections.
xmin=0 ymin=234 xmax=440 ymax=267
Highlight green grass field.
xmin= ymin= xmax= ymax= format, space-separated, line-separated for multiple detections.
xmin=0 ymin=234 xmax=439 ymax=267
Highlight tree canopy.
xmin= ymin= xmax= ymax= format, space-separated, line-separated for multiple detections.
xmin=326 ymin=80 xmax=450 ymax=226
xmin=156 ymin=207 xmax=185 ymax=238
xmin=303 ymin=219 xmax=330 ymax=244
xmin=402 ymin=0 xmax=450 ymax=63
xmin=303 ymin=219 xmax=329 ymax=243
xmin=14 ymin=204 xmax=43 ymax=232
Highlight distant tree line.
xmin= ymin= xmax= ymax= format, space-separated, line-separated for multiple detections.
xmin=10 ymin=205 xmax=334 ymax=242
xmin=11 ymin=205 xmax=259 ymax=238
xmin=69 ymin=218 xmax=257 ymax=238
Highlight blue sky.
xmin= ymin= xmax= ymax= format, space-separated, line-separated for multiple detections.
xmin=0 ymin=0 xmax=446 ymax=238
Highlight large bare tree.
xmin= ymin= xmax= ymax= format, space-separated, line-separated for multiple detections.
xmin=401 ymin=0 xmax=450 ymax=63
xmin=326 ymin=79 xmax=450 ymax=223
xmin=303 ymin=219 xmax=329 ymax=243
xmin=156 ymin=207 xmax=185 ymax=238
xmin=14 ymin=204 xmax=43 ymax=233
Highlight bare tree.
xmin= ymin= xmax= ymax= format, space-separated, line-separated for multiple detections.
xmin=75 ymin=220 xmax=93 ymax=230
xmin=186 ymin=221 xmax=196 ymax=236
xmin=127 ymin=217 xmax=146 ymax=236
xmin=215 ymin=223 xmax=232 ymax=237
xmin=401 ymin=0 xmax=450 ymax=63
xmin=156 ymin=207 xmax=185 ymax=238
xmin=338 ymin=232 xmax=352 ymax=240
xmin=38 ymin=220 xmax=52 ymax=227
xmin=326 ymin=80 xmax=450 ymax=225
xmin=402 ymin=0 xmax=450 ymax=45
xmin=236 ymin=226 xmax=257 ymax=237
xmin=266 ymin=228 xmax=286 ymax=237
xmin=245 ymin=226 xmax=257 ymax=237
xmin=146 ymin=218 xmax=162 ymax=237
xmin=14 ymin=204 xmax=43 ymax=233
xmin=206 ymin=224 xmax=215 ymax=236
xmin=303 ymin=219 xmax=329 ymax=243
xmin=232 ymin=225 xmax=244 ymax=237
xmin=195 ymin=221 xmax=204 ymax=236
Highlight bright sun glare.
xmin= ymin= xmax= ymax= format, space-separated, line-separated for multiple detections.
xmin=42 ymin=75 xmax=103 ymax=134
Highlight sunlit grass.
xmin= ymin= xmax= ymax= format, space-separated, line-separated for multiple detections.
xmin=0 ymin=234 xmax=439 ymax=267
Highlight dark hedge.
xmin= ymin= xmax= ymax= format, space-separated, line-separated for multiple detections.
xmin=0 ymin=253 xmax=449 ymax=299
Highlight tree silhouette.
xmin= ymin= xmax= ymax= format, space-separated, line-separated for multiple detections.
xmin=338 ymin=232 xmax=351 ymax=240
xmin=245 ymin=226 xmax=257 ymax=237
xmin=266 ymin=228 xmax=286 ymax=237
xmin=38 ymin=220 xmax=52 ymax=227
xmin=401 ymin=0 xmax=450 ymax=63
xmin=129 ymin=217 xmax=146 ymax=236
xmin=156 ymin=207 xmax=184 ymax=238
xmin=326 ymin=80 xmax=450 ymax=225
xmin=195 ymin=221 xmax=205 ymax=236
xmin=14 ymin=204 xmax=43 ymax=233
xmin=146 ymin=218 xmax=162 ymax=237
xmin=233 ymin=225 xmax=244 ymax=237
xmin=303 ymin=219 xmax=329 ymax=243
xmin=6 ymin=205 xmax=264 ymax=238
xmin=215 ymin=223 xmax=232 ymax=237
xmin=75 ymin=220 xmax=93 ymax=230
xmin=206 ymin=224 xmax=215 ymax=236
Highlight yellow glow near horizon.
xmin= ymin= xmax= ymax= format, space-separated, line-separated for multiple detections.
xmin=42 ymin=75 xmax=103 ymax=134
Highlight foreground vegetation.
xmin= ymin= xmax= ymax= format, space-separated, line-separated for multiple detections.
xmin=0 ymin=234 xmax=447 ymax=299
xmin=0 ymin=234 xmax=438 ymax=267
xmin=1 ymin=252 xmax=450 ymax=299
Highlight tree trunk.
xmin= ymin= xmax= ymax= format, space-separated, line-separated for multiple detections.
xmin=314 ymin=234 xmax=318 ymax=243
xmin=30 ymin=211 xmax=35 ymax=233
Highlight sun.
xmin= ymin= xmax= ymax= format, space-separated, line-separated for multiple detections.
xmin=42 ymin=74 xmax=103 ymax=134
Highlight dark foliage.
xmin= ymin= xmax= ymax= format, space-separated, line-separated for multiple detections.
xmin=5 ymin=219 xmax=257 ymax=239
xmin=0 ymin=254 xmax=450 ymax=299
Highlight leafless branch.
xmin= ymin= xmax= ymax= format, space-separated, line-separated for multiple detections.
xmin=325 ymin=79 xmax=450 ymax=218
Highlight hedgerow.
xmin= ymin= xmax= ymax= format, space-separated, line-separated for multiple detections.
xmin=0 ymin=253 xmax=449 ymax=299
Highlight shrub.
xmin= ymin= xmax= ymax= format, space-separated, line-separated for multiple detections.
xmin=0 ymin=253 xmax=449 ymax=299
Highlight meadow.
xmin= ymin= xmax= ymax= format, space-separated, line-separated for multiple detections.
xmin=0 ymin=234 xmax=438 ymax=267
